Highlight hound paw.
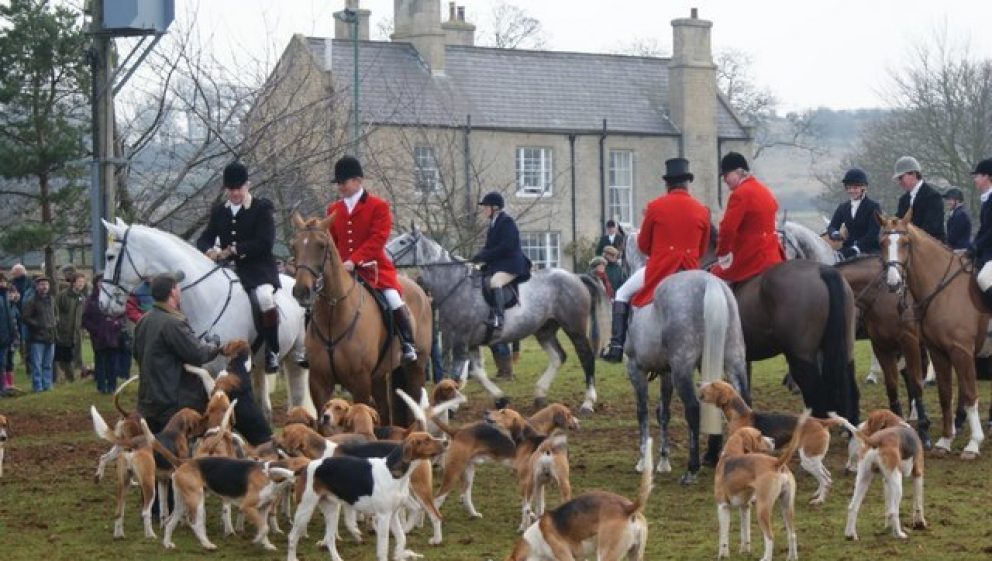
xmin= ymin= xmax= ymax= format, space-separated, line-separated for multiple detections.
xmin=163 ymin=541 xmax=176 ymax=550
xmin=202 ymin=542 xmax=218 ymax=550
xmin=429 ymin=536 xmax=443 ymax=546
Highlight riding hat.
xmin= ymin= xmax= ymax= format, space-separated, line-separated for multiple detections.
xmin=720 ymin=152 xmax=749 ymax=175
xmin=663 ymin=158 xmax=694 ymax=183
xmin=478 ymin=191 xmax=505 ymax=209
xmin=223 ymin=161 xmax=248 ymax=189
xmin=892 ymin=156 xmax=922 ymax=180
xmin=942 ymin=187 xmax=965 ymax=202
xmin=972 ymin=158 xmax=992 ymax=176
xmin=841 ymin=167 xmax=869 ymax=186
xmin=333 ymin=156 xmax=364 ymax=184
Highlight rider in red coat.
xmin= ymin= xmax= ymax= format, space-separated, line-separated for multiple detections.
xmin=601 ymin=158 xmax=711 ymax=362
xmin=711 ymin=152 xmax=784 ymax=283
xmin=325 ymin=156 xmax=416 ymax=363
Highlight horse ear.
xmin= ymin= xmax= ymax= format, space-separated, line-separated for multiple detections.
xmin=101 ymin=218 xmax=122 ymax=239
xmin=291 ymin=212 xmax=306 ymax=230
xmin=902 ymin=208 xmax=913 ymax=225
xmin=320 ymin=211 xmax=337 ymax=232
xmin=115 ymin=216 xmax=127 ymax=228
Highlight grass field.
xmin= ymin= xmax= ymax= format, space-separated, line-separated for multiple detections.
xmin=1 ymin=339 xmax=991 ymax=560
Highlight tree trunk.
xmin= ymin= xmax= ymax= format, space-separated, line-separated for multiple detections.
xmin=39 ymin=172 xmax=55 ymax=282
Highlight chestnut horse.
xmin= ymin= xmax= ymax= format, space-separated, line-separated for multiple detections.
xmin=290 ymin=214 xmax=432 ymax=426
xmin=879 ymin=212 xmax=985 ymax=458
xmin=834 ymin=255 xmax=931 ymax=448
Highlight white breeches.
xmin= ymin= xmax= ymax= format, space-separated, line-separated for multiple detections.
xmin=978 ymin=262 xmax=992 ymax=291
xmin=254 ymin=284 xmax=276 ymax=311
xmin=383 ymin=288 xmax=405 ymax=310
xmin=490 ymin=272 xmax=518 ymax=288
xmin=615 ymin=267 xmax=645 ymax=303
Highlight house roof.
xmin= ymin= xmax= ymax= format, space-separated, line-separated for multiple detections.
xmin=305 ymin=37 xmax=751 ymax=139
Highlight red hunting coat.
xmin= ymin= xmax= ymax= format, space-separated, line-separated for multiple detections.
xmin=326 ymin=190 xmax=402 ymax=293
xmin=631 ymin=190 xmax=711 ymax=307
xmin=711 ymin=176 xmax=785 ymax=283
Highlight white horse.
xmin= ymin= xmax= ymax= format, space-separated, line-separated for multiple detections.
xmin=98 ymin=218 xmax=316 ymax=419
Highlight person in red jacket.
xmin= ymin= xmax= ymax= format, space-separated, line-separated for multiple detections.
xmin=326 ymin=156 xmax=416 ymax=363
xmin=710 ymin=152 xmax=784 ymax=283
xmin=600 ymin=158 xmax=711 ymax=362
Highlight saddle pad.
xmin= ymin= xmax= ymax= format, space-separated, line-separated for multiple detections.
xmin=482 ymin=283 xmax=520 ymax=309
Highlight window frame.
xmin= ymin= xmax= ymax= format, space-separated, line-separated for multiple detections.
xmin=413 ymin=145 xmax=441 ymax=193
xmin=607 ymin=149 xmax=634 ymax=228
xmin=515 ymin=146 xmax=553 ymax=198
xmin=520 ymin=230 xmax=561 ymax=270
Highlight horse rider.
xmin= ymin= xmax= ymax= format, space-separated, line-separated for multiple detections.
xmin=968 ymin=158 xmax=992 ymax=307
xmin=326 ymin=155 xmax=417 ymax=363
xmin=472 ymin=191 xmax=531 ymax=334
xmin=826 ymin=167 xmax=881 ymax=260
xmin=196 ymin=161 xmax=283 ymax=373
xmin=711 ymin=152 xmax=785 ymax=283
xmin=601 ymin=158 xmax=710 ymax=363
xmin=943 ymin=187 xmax=972 ymax=251
xmin=893 ymin=155 xmax=946 ymax=243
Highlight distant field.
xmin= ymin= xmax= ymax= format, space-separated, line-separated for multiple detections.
xmin=1 ymin=339 xmax=990 ymax=560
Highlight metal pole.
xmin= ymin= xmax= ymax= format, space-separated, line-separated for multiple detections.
xmin=352 ymin=18 xmax=360 ymax=157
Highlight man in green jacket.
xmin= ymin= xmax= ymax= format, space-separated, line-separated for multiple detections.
xmin=22 ymin=276 xmax=55 ymax=392
xmin=133 ymin=272 xmax=221 ymax=433
xmin=54 ymin=272 xmax=86 ymax=383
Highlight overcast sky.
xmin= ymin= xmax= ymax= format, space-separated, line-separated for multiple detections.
xmin=187 ymin=0 xmax=992 ymax=112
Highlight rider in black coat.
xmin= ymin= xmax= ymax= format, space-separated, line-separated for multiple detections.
xmin=827 ymin=167 xmax=881 ymax=259
xmin=893 ymin=156 xmax=946 ymax=243
xmin=195 ymin=162 xmax=282 ymax=372
xmin=472 ymin=192 xmax=531 ymax=331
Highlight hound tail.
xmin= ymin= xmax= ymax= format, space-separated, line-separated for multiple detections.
xmin=184 ymin=363 xmax=216 ymax=396
xmin=139 ymin=418 xmax=185 ymax=468
xmin=628 ymin=437 xmax=654 ymax=515
xmin=776 ymin=409 xmax=812 ymax=469
xmin=90 ymin=405 xmax=115 ymax=442
xmin=828 ymin=412 xmax=871 ymax=447
xmin=113 ymin=376 xmax=140 ymax=417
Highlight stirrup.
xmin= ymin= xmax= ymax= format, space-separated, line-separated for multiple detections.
xmin=264 ymin=351 xmax=280 ymax=373
xmin=401 ymin=343 xmax=418 ymax=364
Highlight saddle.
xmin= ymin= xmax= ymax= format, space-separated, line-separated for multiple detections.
xmin=481 ymin=281 xmax=520 ymax=310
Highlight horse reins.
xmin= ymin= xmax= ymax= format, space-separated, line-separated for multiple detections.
xmin=387 ymin=231 xmax=478 ymax=310
xmin=881 ymin=227 xmax=970 ymax=322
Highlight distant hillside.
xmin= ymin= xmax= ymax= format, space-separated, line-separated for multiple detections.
xmin=752 ymin=108 xmax=888 ymax=213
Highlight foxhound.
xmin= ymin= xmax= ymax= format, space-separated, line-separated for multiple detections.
xmin=287 ymin=431 xmax=448 ymax=561
xmin=714 ymin=411 xmax=809 ymax=561
xmin=506 ymin=438 xmax=653 ymax=561
xmin=700 ymin=380 xmax=842 ymax=504
xmin=830 ymin=412 xmax=927 ymax=540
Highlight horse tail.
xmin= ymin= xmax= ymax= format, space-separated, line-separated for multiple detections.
xmin=701 ymin=276 xmax=729 ymax=389
xmin=579 ymin=273 xmax=609 ymax=352
xmin=818 ymin=266 xmax=851 ymax=413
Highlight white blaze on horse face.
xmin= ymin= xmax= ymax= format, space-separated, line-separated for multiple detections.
xmin=886 ymin=233 xmax=903 ymax=288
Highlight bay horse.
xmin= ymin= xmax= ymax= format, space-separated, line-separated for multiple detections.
xmin=784 ymin=222 xmax=933 ymax=448
xmin=386 ymin=228 xmax=608 ymax=413
xmin=879 ymin=212 xmax=985 ymax=458
xmin=98 ymin=219 xmax=315 ymax=420
xmin=624 ymin=270 xmax=748 ymax=484
xmin=290 ymin=214 xmax=432 ymax=426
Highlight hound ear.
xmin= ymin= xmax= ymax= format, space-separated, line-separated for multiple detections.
xmin=552 ymin=410 xmax=565 ymax=429
xmin=292 ymin=212 xmax=306 ymax=230
xmin=370 ymin=408 xmax=381 ymax=426
xmin=401 ymin=440 xmax=415 ymax=463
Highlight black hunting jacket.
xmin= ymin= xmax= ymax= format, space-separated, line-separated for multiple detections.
xmin=896 ymin=182 xmax=946 ymax=243
xmin=196 ymin=194 xmax=281 ymax=290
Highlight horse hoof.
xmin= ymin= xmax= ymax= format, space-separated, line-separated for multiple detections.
xmin=919 ymin=432 xmax=933 ymax=451
xmin=578 ymin=404 xmax=594 ymax=416
xmin=961 ymin=450 xmax=980 ymax=461
xmin=655 ymin=457 xmax=672 ymax=474
xmin=932 ymin=446 xmax=950 ymax=458
xmin=679 ymin=472 xmax=698 ymax=486
xmin=494 ymin=397 xmax=510 ymax=409
xmin=532 ymin=397 xmax=547 ymax=410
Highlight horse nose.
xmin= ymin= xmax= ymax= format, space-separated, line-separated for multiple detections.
xmin=885 ymin=268 xmax=903 ymax=291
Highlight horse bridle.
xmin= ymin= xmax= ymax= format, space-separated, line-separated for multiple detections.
xmin=386 ymin=231 xmax=478 ymax=310
xmin=295 ymin=226 xmax=360 ymax=306
xmin=880 ymin=227 xmax=970 ymax=321
xmin=100 ymin=226 xmax=239 ymax=340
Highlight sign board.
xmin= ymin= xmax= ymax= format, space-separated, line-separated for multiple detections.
xmin=103 ymin=0 xmax=174 ymax=36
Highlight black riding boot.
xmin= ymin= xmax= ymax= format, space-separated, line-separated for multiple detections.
xmin=262 ymin=309 xmax=280 ymax=373
xmin=487 ymin=287 xmax=507 ymax=331
xmin=600 ymin=300 xmax=631 ymax=363
xmin=393 ymin=306 xmax=418 ymax=364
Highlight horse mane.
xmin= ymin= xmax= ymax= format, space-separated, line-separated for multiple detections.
xmin=783 ymin=221 xmax=836 ymax=265
xmin=129 ymin=224 xmax=212 ymax=263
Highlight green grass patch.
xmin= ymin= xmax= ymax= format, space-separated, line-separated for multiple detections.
xmin=0 ymin=340 xmax=990 ymax=560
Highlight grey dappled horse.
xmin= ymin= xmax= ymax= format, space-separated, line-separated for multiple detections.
xmin=781 ymin=221 xmax=838 ymax=264
xmin=386 ymin=228 xmax=609 ymax=413
xmin=625 ymin=270 xmax=748 ymax=483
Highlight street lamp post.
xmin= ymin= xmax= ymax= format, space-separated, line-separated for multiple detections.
xmin=334 ymin=8 xmax=360 ymax=157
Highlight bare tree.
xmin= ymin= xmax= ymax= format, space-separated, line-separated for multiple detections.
xmin=478 ymin=2 xmax=547 ymax=50
xmin=818 ymin=34 xmax=992 ymax=215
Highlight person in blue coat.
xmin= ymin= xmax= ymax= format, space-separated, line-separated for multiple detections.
xmin=943 ymin=187 xmax=972 ymax=251
xmin=472 ymin=192 xmax=531 ymax=331
xmin=827 ymin=167 xmax=881 ymax=259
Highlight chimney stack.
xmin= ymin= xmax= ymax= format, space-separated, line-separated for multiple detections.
xmin=441 ymin=3 xmax=475 ymax=46
xmin=669 ymin=9 xmax=719 ymax=209
xmin=334 ymin=0 xmax=371 ymax=41
xmin=392 ymin=0 xmax=447 ymax=74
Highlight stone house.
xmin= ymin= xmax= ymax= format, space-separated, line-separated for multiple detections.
xmin=251 ymin=0 xmax=752 ymax=271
